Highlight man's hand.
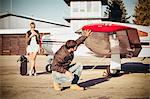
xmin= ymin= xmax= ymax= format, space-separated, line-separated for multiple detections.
xmin=65 ymin=71 xmax=73 ymax=79
xmin=83 ymin=29 xmax=92 ymax=37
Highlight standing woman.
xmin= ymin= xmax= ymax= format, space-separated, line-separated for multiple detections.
xmin=26 ymin=22 xmax=40 ymax=76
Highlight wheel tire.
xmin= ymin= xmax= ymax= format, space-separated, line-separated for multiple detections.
xmin=110 ymin=69 xmax=120 ymax=77
xmin=46 ymin=64 xmax=52 ymax=73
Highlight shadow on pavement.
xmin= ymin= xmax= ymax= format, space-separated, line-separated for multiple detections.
xmin=83 ymin=65 xmax=108 ymax=70
xmin=77 ymin=62 xmax=149 ymax=88
xmin=83 ymin=62 xmax=150 ymax=73
xmin=36 ymin=62 xmax=149 ymax=91
xmin=121 ymin=62 xmax=150 ymax=73
xmin=37 ymin=72 xmax=50 ymax=75
xmin=37 ymin=62 xmax=149 ymax=76
xmin=61 ymin=77 xmax=109 ymax=91
xmin=79 ymin=77 xmax=109 ymax=88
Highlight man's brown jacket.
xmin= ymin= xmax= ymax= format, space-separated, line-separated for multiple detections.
xmin=51 ymin=36 xmax=87 ymax=73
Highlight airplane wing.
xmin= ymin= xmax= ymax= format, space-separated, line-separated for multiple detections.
xmin=82 ymin=23 xmax=132 ymax=32
xmin=81 ymin=22 xmax=146 ymax=58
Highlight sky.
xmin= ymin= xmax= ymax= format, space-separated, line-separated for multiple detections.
xmin=0 ymin=0 xmax=138 ymax=23
xmin=123 ymin=0 xmax=138 ymax=23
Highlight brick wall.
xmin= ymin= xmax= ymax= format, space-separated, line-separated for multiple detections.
xmin=0 ymin=35 xmax=2 ymax=55
xmin=1 ymin=34 xmax=26 ymax=55
xmin=0 ymin=33 xmax=49 ymax=55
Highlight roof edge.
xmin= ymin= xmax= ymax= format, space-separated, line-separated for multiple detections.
xmin=0 ymin=13 xmax=70 ymax=27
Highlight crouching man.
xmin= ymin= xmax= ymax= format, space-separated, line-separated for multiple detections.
xmin=51 ymin=30 xmax=92 ymax=91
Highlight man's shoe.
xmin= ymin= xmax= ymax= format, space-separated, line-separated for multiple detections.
xmin=53 ymin=82 xmax=61 ymax=91
xmin=70 ymin=84 xmax=84 ymax=90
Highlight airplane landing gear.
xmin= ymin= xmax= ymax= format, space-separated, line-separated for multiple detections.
xmin=109 ymin=33 xmax=121 ymax=76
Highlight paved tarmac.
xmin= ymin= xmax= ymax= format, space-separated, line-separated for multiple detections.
xmin=0 ymin=55 xmax=150 ymax=99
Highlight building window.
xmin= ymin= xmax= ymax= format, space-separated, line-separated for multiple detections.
xmin=80 ymin=1 xmax=86 ymax=12
xmin=72 ymin=2 xmax=79 ymax=12
xmin=93 ymin=2 xmax=99 ymax=12
xmin=87 ymin=2 xmax=92 ymax=12
xmin=73 ymin=8 xmax=78 ymax=12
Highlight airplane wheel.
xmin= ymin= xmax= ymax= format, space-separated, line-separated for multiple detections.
xmin=46 ymin=64 xmax=52 ymax=73
xmin=110 ymin=69 xmax=120 ymax=76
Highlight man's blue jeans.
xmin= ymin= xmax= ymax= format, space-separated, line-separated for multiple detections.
xmin=52 ymin=63 xmax=83 ymax=84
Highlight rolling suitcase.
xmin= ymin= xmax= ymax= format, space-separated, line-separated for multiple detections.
xmin=17 ymin=55 xmax=28 ymax=75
